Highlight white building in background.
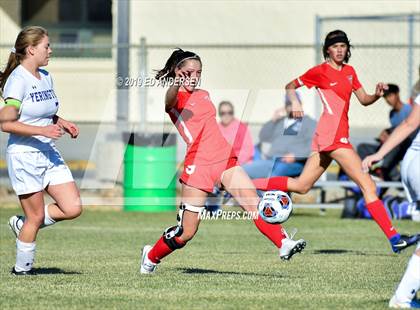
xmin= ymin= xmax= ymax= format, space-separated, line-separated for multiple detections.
xmin=0 ymin=0 xmax=419 ymax=130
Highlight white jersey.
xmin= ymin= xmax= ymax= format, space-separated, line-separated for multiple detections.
xmin=411 ymin=95 xmax=420 ymax=150
xmin=3 ymin=65 xmax=59 ymax=153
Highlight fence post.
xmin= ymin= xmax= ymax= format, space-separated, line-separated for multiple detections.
xmin=139 ymin=37 xmax=148 ymax=133
xmin=116 ymin=0 xmax=130 ymax=129
xmin=407 ymin=14 xmax=414 ymax=96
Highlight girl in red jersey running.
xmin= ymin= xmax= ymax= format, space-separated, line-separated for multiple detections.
xmin=140 ymin=49 xmax=306 ymax=274
xmin=252 ymin=30 xmax=419 ymax=253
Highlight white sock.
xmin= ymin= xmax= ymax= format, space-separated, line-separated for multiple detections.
xmin=17 ymin=205 xmax=56 ymax=229
xmin=43 ymin=204 xmax=56 ymax=227
xmin=395 ymin=251 xmax=420 ymax=303
xmin=15 ymin=239 xmax=36 ymax=272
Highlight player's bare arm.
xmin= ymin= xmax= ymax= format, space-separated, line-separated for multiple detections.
xmin=285 ymin=80 xmax=304 ymax=119
xmin=1 ymin=120 xmax=63 ymax=140
xmin=354 ymin=83 xmax=388 ymax=106
xmin=0 ymin=104 xmax=18 ymax=122
xmin=53 ymin=114 xmax=79 ymax=138
xmin=164 ymin=70 xmax=188 ymax=111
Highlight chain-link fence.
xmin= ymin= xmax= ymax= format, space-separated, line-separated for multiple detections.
xmin=316 ymin=13 xmax=420 ymax=126
xmin=0 ymin=13 xmax=419 ymax=196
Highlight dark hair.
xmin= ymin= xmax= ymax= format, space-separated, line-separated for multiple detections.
xmin=383 ymin=83 xmax=400 ymax=97
xmin=155 ymin=48 xmax=201 ymax=81
xmin=0 ymin=26 xmax=48 ymax=92
xmin=322 ymin=30 xmax=352 ymax=63
xmin=218 ymin=101 xmax=234 ymax=115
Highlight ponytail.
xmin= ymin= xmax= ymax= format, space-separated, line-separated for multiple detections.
xmin=0 ymin=52 xmax=21 ymax=92
xmin=155 ymin=48 xmax=201 ymax=81
xmin=0 ymin=25 xmax=48 ymax=93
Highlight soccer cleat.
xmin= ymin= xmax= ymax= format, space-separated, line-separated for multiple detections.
xmin=279 ymin=228 xmax=306 ymax=261
xmin=8 ymin=215 xmax=25 ymax=238
xmin=391 ymin=234 xmax=420 ymax=253
xmin=389 ymin=295 xmax=420 ymax=308
xmin=140 ymin=245 xmax=157 ymax=274
xmin=11 ymin=267 xmax=36 ymax=276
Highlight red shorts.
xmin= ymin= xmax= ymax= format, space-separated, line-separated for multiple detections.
xmin=311 ymin=134 xmax=353 ymax=153
xmin=180 ymin=157 xmax=238 ymax=193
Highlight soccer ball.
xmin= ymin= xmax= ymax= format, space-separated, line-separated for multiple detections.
xmin=258 ymin=191 xmax=293 ymax=224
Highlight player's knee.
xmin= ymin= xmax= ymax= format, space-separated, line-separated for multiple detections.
xmin=67 ymin=206 xmax=82 ymax=219
xmin=63 ymin=199 xmax=82 ymax=219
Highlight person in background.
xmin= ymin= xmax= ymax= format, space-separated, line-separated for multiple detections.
xmin=242 ymin=94 xmax=316 ymax=179
xmin=386 ymin=84 xmax=414 ymax=129
xmin=217 ymin=101 xmax=254 ymax=165
xmin=357 ymin=83 xmax=413 ymax=180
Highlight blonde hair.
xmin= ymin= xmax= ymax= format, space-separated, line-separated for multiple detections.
xmin=0 ymin=26 xmax=48 ymax=91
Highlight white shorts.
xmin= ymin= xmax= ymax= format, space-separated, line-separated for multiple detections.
xmin=6 ymin=148 xmax=74 ymax=195
xmin=401 ymin=147 xmax=420 ymax=203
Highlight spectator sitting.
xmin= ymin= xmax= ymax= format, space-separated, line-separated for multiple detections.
xmin=217 ymin=100 xmax=254 ymax=165
xmin=242 ymin=94 xmax=316 ymax=179
xmin=357 ymin=83 xmax=414 ymax=180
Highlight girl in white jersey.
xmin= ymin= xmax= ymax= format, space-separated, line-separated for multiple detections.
xmin=0 ymin=26 xmax=82 ymax=275
xmin=363 ymin=95 xmax=420 ymax=308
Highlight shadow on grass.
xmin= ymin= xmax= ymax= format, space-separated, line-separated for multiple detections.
xmin=313 ymin=249 xmax=351 ymax=254
xmin=32 ymin=267 xmax=81 ymax=275
xmin=312 ymin=249 xmax=387 ymax=256
xmin=177 ymin=267 xmax=282 ymax=277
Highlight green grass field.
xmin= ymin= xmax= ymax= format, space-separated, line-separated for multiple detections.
xmin=0 ymin=206 xmax=418 ymax=309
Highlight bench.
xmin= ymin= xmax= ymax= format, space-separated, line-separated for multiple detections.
xmin=294 ymin=180 xmax=404 ymax=210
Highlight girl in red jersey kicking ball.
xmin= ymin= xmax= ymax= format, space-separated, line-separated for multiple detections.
xmin=253 ymin=30 xmax=420 ymax=253
xmin=140 ymin=49 xmax=306 ymax=274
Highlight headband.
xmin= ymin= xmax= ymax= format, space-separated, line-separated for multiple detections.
xmin=158 ymin=54 xmax=200 ymax=79
xmin=325 ymin=35 xmax=350 ymax=49
xmin=175 ymin=55 xmax=199 ymax=68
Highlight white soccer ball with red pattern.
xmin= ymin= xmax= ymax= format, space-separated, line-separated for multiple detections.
xmin=258 ymin=191 xmax=293 ymax=224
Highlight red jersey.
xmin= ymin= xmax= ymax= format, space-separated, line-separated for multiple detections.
xmin=294 ymin=62 xmax=362 ymax=152
xmin=167 ymin=89 xmax=235 ymax=165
